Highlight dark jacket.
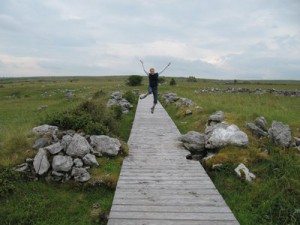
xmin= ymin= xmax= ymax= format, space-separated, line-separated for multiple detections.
xmin=148 ymin=73 xmax=159 ymax=87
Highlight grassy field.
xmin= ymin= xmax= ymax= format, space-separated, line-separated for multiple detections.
xmin=159 ymin=78 xmax=300 ymax=225
xmin=0 ymin=76 xmax=138 ymax=225
xmin=0 ymin=76 xmax=299 ymax=225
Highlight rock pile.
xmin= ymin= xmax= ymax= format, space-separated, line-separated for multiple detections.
xmin=162 ymin=92 xmax=180 ymax=104
xmin=196 ymin=87 xmax=300 ymax=96
xmin=180 ymin=111 xmax=249 ymax=159
xmin=16 ymin=124 xmax=121 ymax=183
xmin=182 ymin=111 xmax=295 ymax=159
xmin=246 ymin=117 xmax=292 ymax=147
xmin=107 ymin=91 xmax=133 ymax=114
xmin=245 ymin=116 xmax=268 ymax=138
xmin=163 ymin=92 xmax=197 ymax=116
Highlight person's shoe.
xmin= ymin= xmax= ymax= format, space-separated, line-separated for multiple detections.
xmin=151 ymin=106 xmax=155 ymax=114
xmin=140 ymin=95 xmax=146 ymax=100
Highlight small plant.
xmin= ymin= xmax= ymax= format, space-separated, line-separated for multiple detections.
xmin=170 ymin=78 xmax=177 ymax=86
xmin=127 ymin=75 xmax=143 ymax=86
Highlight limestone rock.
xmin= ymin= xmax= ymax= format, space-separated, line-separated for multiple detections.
xmin=44 ymin=142 xmax=63 ymax=155
xmin=107 ymin=92 xmax=133 ymax=114
xmin=32 ymin=137 xmax=50 ymax=150
xmin=52 ymin=171 xmax=64 ymax=177
xmin=185 ymin=109 xmax=192 ymax=116
xmin=245 ymin=122 xmax=268 ymax=138
xmin=205 ymin=124 xmax=248 ymax=149
xmin=176 ymin=98 xmax=194 ymax=107
xmin=32 ymin=124 xmax=58 ymax=135
xmin=162 ymin=92 xmax=180 ymax=104
xmin=83 ymin=153 xmax=99 ymax=167
xmin=208 ymin=111 xmax=224 ymax=124
xmin=66 ymin=134 xmax=91 ymax=157
xmin=71 ymin=167 xmax=91 ymax=182
xmin=15 ymin=163 xmax=29 ymax=172
xmin=74 ymin=158 xmax=84 ymax=167
xmin=195 ymin=106 xmax=203 ymax=111
xmin=90 ymin=135 xmax=121 ymax=156
xmin=111 ymin=91 xmax=123 ymax=100
xmin=235 ymin=163 xmax=256 ymax=182
xmin=180 ymin=131 xmax=206 ymax=153
xmin=254 ymin=116 xmax=268 ymax=131
xmin=52 ymin=155 xmax=73 ymax=172
xmin=268 ymin=121 xmax=292 ymax=147
xmin=33 ymin=148 xmax=50 ymax=175
xmin=61 ymin=134 xmax=72 ymax=150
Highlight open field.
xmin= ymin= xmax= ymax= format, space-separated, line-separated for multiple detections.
xmin=0 ymin=76 xmax=137 ymax=225
xmin=159 ymin=78 xmax=300 ymax=225
xmin=0 ymin=76 xmax=299 ymax=225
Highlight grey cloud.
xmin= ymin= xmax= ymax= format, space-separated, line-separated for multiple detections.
xmin=0 ymin=0 xmax=299 ymax=79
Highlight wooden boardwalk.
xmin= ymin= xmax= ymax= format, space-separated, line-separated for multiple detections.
xmin=107 ymin=96 xmax=239 ymax=225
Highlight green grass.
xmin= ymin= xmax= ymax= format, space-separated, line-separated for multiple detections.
xmin=0 ymin=76 xmax=138 ymax=225
xmin=1 ymin=178 xmax=114 ymax=225
xmin=1 ymin=76 xmax=299 ymax=225
xmin=160 ymin=78 xmax=300 ymax=225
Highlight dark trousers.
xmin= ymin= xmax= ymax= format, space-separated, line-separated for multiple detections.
xmin=148 ymin=86 xmax=158 ymax=104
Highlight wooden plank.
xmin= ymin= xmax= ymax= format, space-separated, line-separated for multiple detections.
xmin=118 ymin=176 xmax=211 ymax=181
xmin=108 ymin=219 xmax=239 ymax=225
xmin=113 ymin=193 xmax=225 ymax=202
xmin=112 ymin=198 xmax=226 ymax=206
xmin=114 ymin=188 xmax=220 ymax=196
xmin=110 ymin=205 xmax=232 ymax=213
xmin=109 ymin=211 xmax=236 ymax=220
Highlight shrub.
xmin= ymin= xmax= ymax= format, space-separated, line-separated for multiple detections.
xmin=170 ymin=78 xmax=177 ymax=86
xmin=92 ymin=90 xmax=106 ymax=99
xmin=44 ymin=99 xmax=115 ymax=135
xmin=85 ymin=122 xmax=107 ymax=135
xmin=127 ymin=75 xmax=143 ymax=86
xmin=0 ymin=166 xmax=19 ymax=199
xmin=187 ymin=76 xmax=197 ymax=82
xmin=110 ymin=105 xmax=123 ymax=120
xmin=123 ymin=91 xmax=137 ymax=104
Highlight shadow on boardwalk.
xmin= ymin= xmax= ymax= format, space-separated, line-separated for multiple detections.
xmin=108 ymin=96 xmax=240 ymax=225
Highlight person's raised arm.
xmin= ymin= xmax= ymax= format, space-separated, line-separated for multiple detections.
xmin=140 ymin=60 xmax=148 ymax=75
xmin=158 ymin=62 xmax=171 ymax=75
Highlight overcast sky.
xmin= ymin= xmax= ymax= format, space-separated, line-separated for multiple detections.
xmin=0 ymin=0 xmax=299 ymax=79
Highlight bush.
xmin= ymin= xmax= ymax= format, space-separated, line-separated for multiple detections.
xmin=85 ymin=122 xmax=107 ymax=135
xmin=123 ymin=91 xmax=137 ymax=104
xmin=187 ymin=76 xmax=197 ymax=82
xmin=44 ymin=99 xmax=117 ymax=135
xmin=127 ymin=75 xmax=143 ymax=86
xmin=111 ymin=105 xmax=123 ymax=120
xmin=0 ymin=166 xmax=19 ymax=199
xmin=170 ymin=78 xmax=177 ymax=86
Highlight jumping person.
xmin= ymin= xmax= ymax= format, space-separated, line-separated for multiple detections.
xmin=139 ymin=60 xmax=171 ymax=113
